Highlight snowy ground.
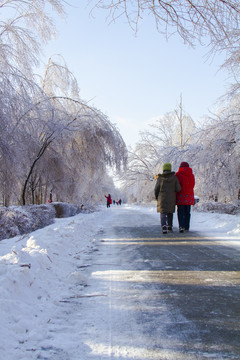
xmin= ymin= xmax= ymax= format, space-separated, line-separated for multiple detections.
xmin=0 ymin=204 xmax=239 ymax=359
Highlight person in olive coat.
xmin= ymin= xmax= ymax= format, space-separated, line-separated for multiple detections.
xmin=154 ymin=163 xmax=181 ymax=234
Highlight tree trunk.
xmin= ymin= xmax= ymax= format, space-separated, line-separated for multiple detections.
xmin=22 ymin=138 xmax=53 ymax=205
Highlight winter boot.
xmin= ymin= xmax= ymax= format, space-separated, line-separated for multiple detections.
xmin=162 ymin=225 xmax=168 ymax=234
xmin=179 ymin=227 xmax=184 ymax=233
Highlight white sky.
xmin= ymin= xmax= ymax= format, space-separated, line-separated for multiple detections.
xmin=41 ymin=1 xmax=231 ymax=146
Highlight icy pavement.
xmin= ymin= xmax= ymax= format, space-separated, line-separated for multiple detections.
xmin=77 ymin=207 xmax=240 ymax=360
xmin=0 ymin=204 xmax=239 ymax=359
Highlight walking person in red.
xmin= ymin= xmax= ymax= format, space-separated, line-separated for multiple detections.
xmin=175 ymin=162 xmax=195 ymax=233
xmin=105 ymin=194 xmax=112 ymax=208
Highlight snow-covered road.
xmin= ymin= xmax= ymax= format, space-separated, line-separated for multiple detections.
xmin=0 ymin=205 xmax=239 ymax=359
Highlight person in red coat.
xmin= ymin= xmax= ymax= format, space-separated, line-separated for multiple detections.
xmin=175 ymin=162 xmax=195 ymax=232
xmin=105 ymin=194 xmax=112 ymax=208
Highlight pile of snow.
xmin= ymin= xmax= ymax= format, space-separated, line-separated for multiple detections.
xmin=0 ymin=208 xmax=106 ymax=359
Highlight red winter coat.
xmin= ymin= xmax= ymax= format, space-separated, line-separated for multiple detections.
xmin=175 ymin=167 xmax=195 ymax=205
xmin=105 ymin=194 xmax=112 ymax=204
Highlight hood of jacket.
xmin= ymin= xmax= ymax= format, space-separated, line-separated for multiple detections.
xmin=158 ymin=171 xmax=176 ymax=179
xmin=176 ymin=167 xmax=193 ymax=177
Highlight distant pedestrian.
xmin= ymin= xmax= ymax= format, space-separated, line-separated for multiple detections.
xmin=118 ymin=199 xmax=122 ymax=205
xmin=175 ymin=162 xmax=195 ymax=233
xmin=154 ymin=163 xmax=181 ymax=234
xmin=105 ymin=194 xmax=112 ymax=208
xmin=47 ymin=190 xmax=53 ymax=203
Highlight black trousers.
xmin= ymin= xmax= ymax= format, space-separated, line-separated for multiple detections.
xmin=177 ymin=205 xmax=191 ymax=230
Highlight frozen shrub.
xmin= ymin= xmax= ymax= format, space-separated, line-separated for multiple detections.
xmin=26 ymin=205 xmax=56 ymax=230
xmin=194 ymin=202 xmax=240 ymax=215
xmin=50 ymin=202 xmax=81 ymax=218
xmin=10 ymin=207 xmax=33 ymax=235
xmin=0 ymin=205 xmax=56 ymax=241
xmin=0 ymin=208 xmax=21 ymax=239
xmin=0 ymin=203 xmax=86 ymax=240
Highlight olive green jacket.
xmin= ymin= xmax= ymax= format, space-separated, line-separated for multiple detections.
xmin=154 ymin=171 xmax=181 ymax=213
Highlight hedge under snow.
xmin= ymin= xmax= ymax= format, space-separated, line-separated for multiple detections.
xmin=0 ymin=203 xmax=82 ymax=241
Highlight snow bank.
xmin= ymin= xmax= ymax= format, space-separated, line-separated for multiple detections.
xmin=0 ymin=209 xmax=106 ymax=359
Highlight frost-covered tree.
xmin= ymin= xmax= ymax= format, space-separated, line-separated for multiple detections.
xmin=48 ymin=102 xmax=127 ymax=205
xmin=190 ymin=97 xmax=240 ymax=203
xmin=90 ymin=1 xmax=240 ymax=55
xmin=0 ymin=0 xmax=65 ymax=76
xmin=90 ymin=0 xmax=240 ymax=93
xmin=41 ymin=56 xmax=79 ymax=98
xmin=0 ymin=69 xmax=45 ymax=205
xmin=120 ymin=98 xmax=196 ymax=203
xmin=144 ymin=100 xmax=196 ymax=151
xmin=0 ymin=3 xmax=128 ymax=206
xmin=0 ymin=68 xmax=127 ymax=206
xmin=122 ymin=94 xmax=240 ymax=204
xmin=0 ymin=0 xmax=65 ymax=205
xmin=16 ymin=56 xmax=128 ymax=205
